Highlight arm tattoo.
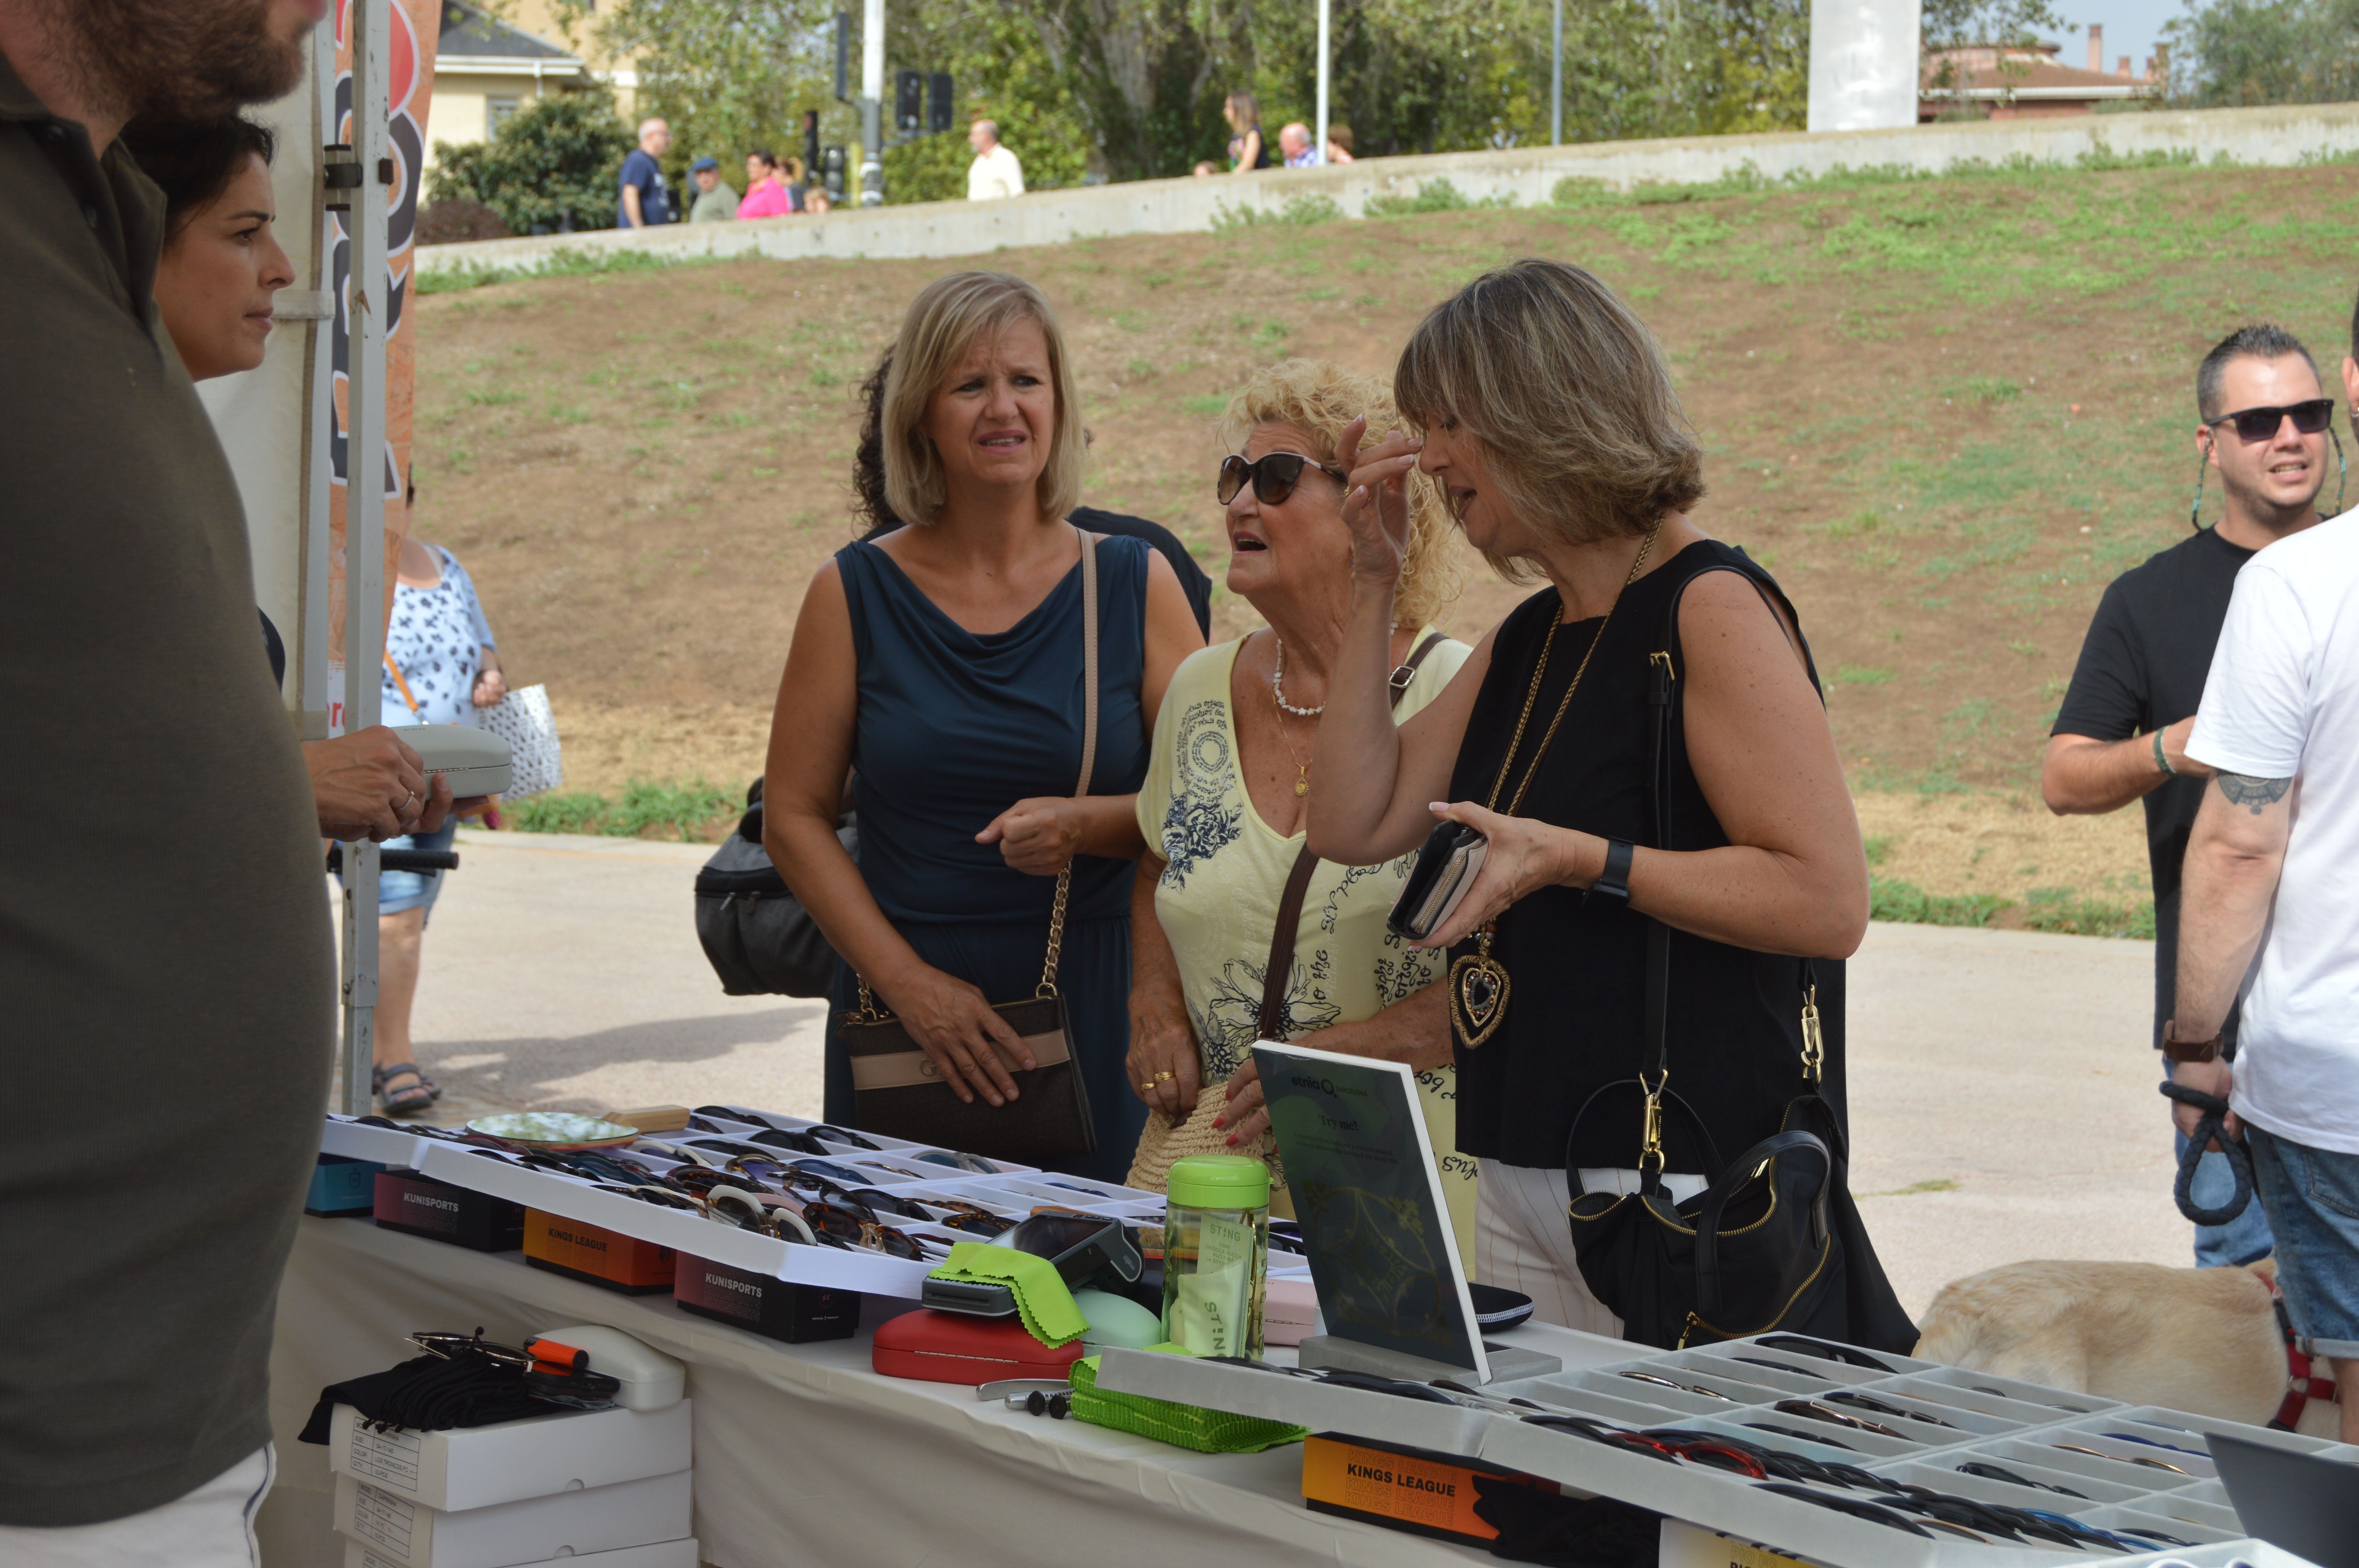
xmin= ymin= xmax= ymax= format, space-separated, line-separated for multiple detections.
xmin=2215 ymin=772 xmax=2292 ymax=814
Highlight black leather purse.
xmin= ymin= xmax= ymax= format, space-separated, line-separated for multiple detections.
xmin=1563 ymin=562 xmax=1916 ymax=1352
xmin=692 ymin=782 xmax=851 ymax=999
xmin=836 ymin=529 xmax=1103 ymax=1165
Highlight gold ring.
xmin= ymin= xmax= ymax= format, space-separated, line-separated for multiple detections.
xmin=1139 ymin=1080 xmax=1158 ymax=1094
xmin=1152 ymin=1071 xmax=1174 ymax=1083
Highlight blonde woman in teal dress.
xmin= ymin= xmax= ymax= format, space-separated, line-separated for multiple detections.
xmin=1127 ymin=359 xmax=1478 ymax=1263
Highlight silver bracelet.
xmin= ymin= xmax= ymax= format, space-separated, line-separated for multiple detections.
xmin=2153 ymin=730 xmax=2177 ymax=778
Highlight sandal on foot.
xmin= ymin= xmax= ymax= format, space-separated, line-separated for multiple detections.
xmin=372 ymin=1062 xmax=442 ymax=1115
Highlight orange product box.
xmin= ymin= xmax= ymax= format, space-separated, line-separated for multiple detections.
xmin=1300 ymin=1432 xmax=1553 ymax=1545
xmin=522 ymin=1210 xmax=676 ymax=1294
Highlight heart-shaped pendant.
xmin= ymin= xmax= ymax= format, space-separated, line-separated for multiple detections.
xmin=1449 ymin=951 xmax=1510 ymax=1048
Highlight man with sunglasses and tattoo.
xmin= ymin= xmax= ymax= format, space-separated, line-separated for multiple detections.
xmin=2166 ymin=306 xmax=2359 ymax=1443
xmin=2043 ymin=323 xmax=2336 ymax=1270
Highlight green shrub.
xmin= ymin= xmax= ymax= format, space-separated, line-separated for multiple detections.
xmin=1869 ymin=876 xmax=2008 ymax=927
xmin=2017 ymin=888 xmax=2157 ymax=940
xmin=1364 ymin=178 xmax=1514 ymax=217
xmin=428 ymin=90 xmax=634 ymax=236
xmin=1209 ymin=193 xmax=1346 ymax=231
xmin=508 ymin=779 xmax=741 ymax=841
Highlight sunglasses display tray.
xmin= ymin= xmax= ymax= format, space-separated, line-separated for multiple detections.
xmin=1100 ymin=1335 xmax=2359 ymax=1568
xmin=327 ymin=1109 xmax=1178 ymax=1298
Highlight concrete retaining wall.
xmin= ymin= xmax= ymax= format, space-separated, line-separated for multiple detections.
xmin=416 ymin=101 xmax=2359 ymax=276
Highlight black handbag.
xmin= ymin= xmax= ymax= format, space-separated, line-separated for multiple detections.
xmin=836 ymin=528 xmax=1105 ymax=1164
xmin=1563 ymin=562 xmax=1916 ymax=1353
xmin=692 ymin=781 xmax=851 ymax=999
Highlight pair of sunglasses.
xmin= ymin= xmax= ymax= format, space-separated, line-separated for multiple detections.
xmin=1217 ymin=451 xmax=1348 ymax=506
xmin=1773 ymin=1398 xmax=1909 ymax=1441
xmin=1617 ymin=1370 xmax=1736 ymax=1401
xmin=916 ymin=1149 xmax=1000 ymax=1174
xmin=1954 ymin=1461 xmax=2086 ymax=1499
xmin=2206 ymin=398 xmax=2334 ymax=443
xmin=1825 ymin=1390 xmax=1959 ymax=1429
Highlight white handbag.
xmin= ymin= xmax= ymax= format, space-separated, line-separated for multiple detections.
xmin=477 ymin=683 xmax=563 ymax=799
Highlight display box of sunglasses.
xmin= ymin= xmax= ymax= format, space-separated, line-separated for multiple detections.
xmin=673 ymin=1253 xmax=862 ymax=1343
xmin=325 ymin=1399 xmax=692 ymax=1512
xmin=334 ymin=1468 xmax=689 ymax=1568
xmin=323 ymin=1113 xmax=445 ymax=1170
xmin=409 ymin=1141 xmax=953 ymax=1297
xmin=683 ymin=1105 xmax=1042 ymax=1176
xmin=374 ymin=1169 xmax=527 ymax=1252
xmin=310 ymin=1154 xmax=387 ymax=1216
xmin=522 ymin=1210 xmax=676 ymax=1294
xmin=345 ymin=1538 xmax=700 ymax=1568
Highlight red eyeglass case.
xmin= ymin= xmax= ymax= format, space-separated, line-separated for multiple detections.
xmin=872 ymin=1308 xmax=1086 ymax=1385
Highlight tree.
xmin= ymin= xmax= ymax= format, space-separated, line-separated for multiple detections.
xmin=2164 ymin=0 xmax=2359 ymax=107
xmin=427 ymin=89 xmax=634 ymax=232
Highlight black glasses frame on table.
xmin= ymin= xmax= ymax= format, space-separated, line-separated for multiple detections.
xmin=2205 ymin=399 xmax=2334 ymax=443
xmin=1218 ymin=451 xmax=1349 ymax=506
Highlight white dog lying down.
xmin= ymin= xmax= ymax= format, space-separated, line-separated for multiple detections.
xmin=1913 ymin=1258 xmax=2340 ymax=1438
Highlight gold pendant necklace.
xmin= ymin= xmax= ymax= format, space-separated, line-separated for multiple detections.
xmin=1451 ymin=518 xmax=1665 ymax=1051
xmin=1271 ymin=641 xmax=1314 ymax=798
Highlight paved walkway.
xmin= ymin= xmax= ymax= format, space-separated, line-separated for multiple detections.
xmin=388 ymin=829 xmax=2192 ymax=1316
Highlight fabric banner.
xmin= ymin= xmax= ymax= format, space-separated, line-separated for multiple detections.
xmin=325 ymin=0 xmax=439 ymax=732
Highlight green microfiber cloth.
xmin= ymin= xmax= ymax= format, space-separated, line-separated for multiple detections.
xmin=925 ymin=1241 xmax=1090 ymax=1348
xmin=1068 ymin=1347 xmax=1309 ymax=1454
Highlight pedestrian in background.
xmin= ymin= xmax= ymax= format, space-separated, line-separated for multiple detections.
xmin=348 ymin=535 xmax=508 ymax=1114
xmin=1325 ymin=123 xmax=1356 ymax=164
xmin=618 ymin=116 xmax=673 ymax=228
xmin=2045 ymin=323 xmax=2334 ymax=1269
xmin=740 ymin=148 xmax=794 ymax=218
xmin=1278 ymin=122 xmax=1318 ymax=168
xmin=1223 ymin=91 xmax=1267 ymax=172
xmin=2170 ymin=315 xmax=2359 ymax=1441
xmin=966 ymin=119 xmax=1024 ymax=201
xmin=0 ymin=0 xmax=338 ymax=1552
xmin=687 ymin=154 xmax=737 ymax=222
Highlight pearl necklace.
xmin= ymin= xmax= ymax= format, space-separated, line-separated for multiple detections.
xmin=1270 ymin=638 xmax=1324 ymax=717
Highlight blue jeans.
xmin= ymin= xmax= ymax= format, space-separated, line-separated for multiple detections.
xmin=2175 ymin=1128 xmax=2277 ymax=1267
xmin=2248 ymin=1125 xmax=2359 ymax=1358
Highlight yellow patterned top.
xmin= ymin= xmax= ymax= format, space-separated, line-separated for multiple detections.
xmin=1134 ymin=632 xmax=1478 ymax=1269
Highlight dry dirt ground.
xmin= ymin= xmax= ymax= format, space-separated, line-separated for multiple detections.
xmin=408 ymin=161 xmax=2359 ymax=910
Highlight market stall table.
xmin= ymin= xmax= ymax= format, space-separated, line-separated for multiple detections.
xmin=260 ymin=1216 xmax=1630 ymax=1568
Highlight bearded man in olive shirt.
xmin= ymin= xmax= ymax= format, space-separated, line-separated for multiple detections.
xmin=0 ymin=0 xmax=344 ymax=1553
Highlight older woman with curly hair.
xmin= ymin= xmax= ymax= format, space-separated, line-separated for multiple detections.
xmin=1125 ymin=359 xmax=1476 ymax=1261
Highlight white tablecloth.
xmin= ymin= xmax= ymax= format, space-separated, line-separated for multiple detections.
xmin=260 ymin=1218 xmax=1626 ymax=1568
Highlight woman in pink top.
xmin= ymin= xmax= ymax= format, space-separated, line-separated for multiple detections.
xmin=739 ymin=149 xmax=796 ymax=218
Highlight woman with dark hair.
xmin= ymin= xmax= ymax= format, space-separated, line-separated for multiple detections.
xmin=1307 ymin=259 xmax=1876 ymax=1334
xmin=126 ymin=112 xmax=502 ymax=1116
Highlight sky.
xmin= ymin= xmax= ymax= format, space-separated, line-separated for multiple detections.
xmin=2038 ymin=0 xmax=2194 ymax=79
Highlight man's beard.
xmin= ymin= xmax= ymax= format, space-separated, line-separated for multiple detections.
xmin=69 ymin=0 xmax=307 ymax=123
xmin=2219 ymin=461 xmax=2326 ymax=530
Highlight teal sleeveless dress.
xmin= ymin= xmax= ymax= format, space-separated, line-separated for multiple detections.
xmin=825 ymin=534 xmax=1150 ymax=1182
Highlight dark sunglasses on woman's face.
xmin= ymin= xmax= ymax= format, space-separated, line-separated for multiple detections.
xmin=2206 ymin=398 xmax=2334 ymax=443
xmin=1218 ymin=451 xmax=1349 ymax=507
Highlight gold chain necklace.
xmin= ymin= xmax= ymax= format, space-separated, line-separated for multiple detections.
xmin=1450 ymin=517 xmax=1665 ymax=1049
xmin=1269 ymin=636 xmax=1316 ymax=798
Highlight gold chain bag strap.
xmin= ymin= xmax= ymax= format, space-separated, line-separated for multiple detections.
xmin=1127 ymin=632 xmax=1447 ymax=1193
xmin=839 ymin=528 xmax=1103 ymax=1164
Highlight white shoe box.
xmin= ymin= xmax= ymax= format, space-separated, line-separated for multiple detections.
xmin=334 ymin=1469 xmax=691 ymax=1568
xmin=326 ymin=1400 xmax=691 ymax=1510
xmin=344 ymin=1540 xmax=699 ymax=1568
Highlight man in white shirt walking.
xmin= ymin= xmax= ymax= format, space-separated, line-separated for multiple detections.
xmin=2172 ymin=315 xmax=2359 ymax=1443
xmin=966 ymin=119 xmax=1024 ymax=201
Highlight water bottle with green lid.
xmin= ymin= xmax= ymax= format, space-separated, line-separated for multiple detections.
xmin=1160 ymin=1154 xmax=1270 ymax=1359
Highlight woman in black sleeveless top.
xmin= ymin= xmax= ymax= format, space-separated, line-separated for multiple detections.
xmin=1306 ymin=260 xmax=1870 ymax=1332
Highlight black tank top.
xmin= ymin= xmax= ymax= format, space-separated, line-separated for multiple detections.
xmin=1445 ymin=539 xmax=1849 ymax=1171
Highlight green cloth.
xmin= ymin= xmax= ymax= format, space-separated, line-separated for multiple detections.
xmin=927 ymin=1242 xmax=1090 ymax=1347
xmin=1069 ymin=1348 xmax=1309 ymax=1454
xmin=689 ymin=181 xmax=738 ymax=222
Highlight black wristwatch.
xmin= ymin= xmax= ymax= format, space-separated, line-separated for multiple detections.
xmin=1588 ymin=838 xmax=1636 ymax=904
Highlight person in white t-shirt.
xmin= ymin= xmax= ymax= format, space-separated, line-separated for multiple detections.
xmin=965 ymin=120 xmax=1025 ymax=201
xmin=2173 ymin=343 xmax=2359 ymax=1444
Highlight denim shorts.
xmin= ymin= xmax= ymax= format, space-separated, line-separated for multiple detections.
xmin=334 ymin=821 xmax=457 ymax=922
xmin=2248 ymin=1124 xmax=2359 ymax=1359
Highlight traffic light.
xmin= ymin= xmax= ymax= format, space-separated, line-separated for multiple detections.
xmin=832 ymin=13 xmax=850 ymax=102
xmin=928 ymin=73 xmax=954 ymax=133
xmin=801 ymin=110 xmax=820 ymax=182
xmin=895 ymin=69 xmax=923 ymax=134
xmin=821 ymin=145 xmax=848 ymax=202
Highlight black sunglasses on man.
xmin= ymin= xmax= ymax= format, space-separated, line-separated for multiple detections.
xmin=2205 ymin=398 xmax=2334 ymax=443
